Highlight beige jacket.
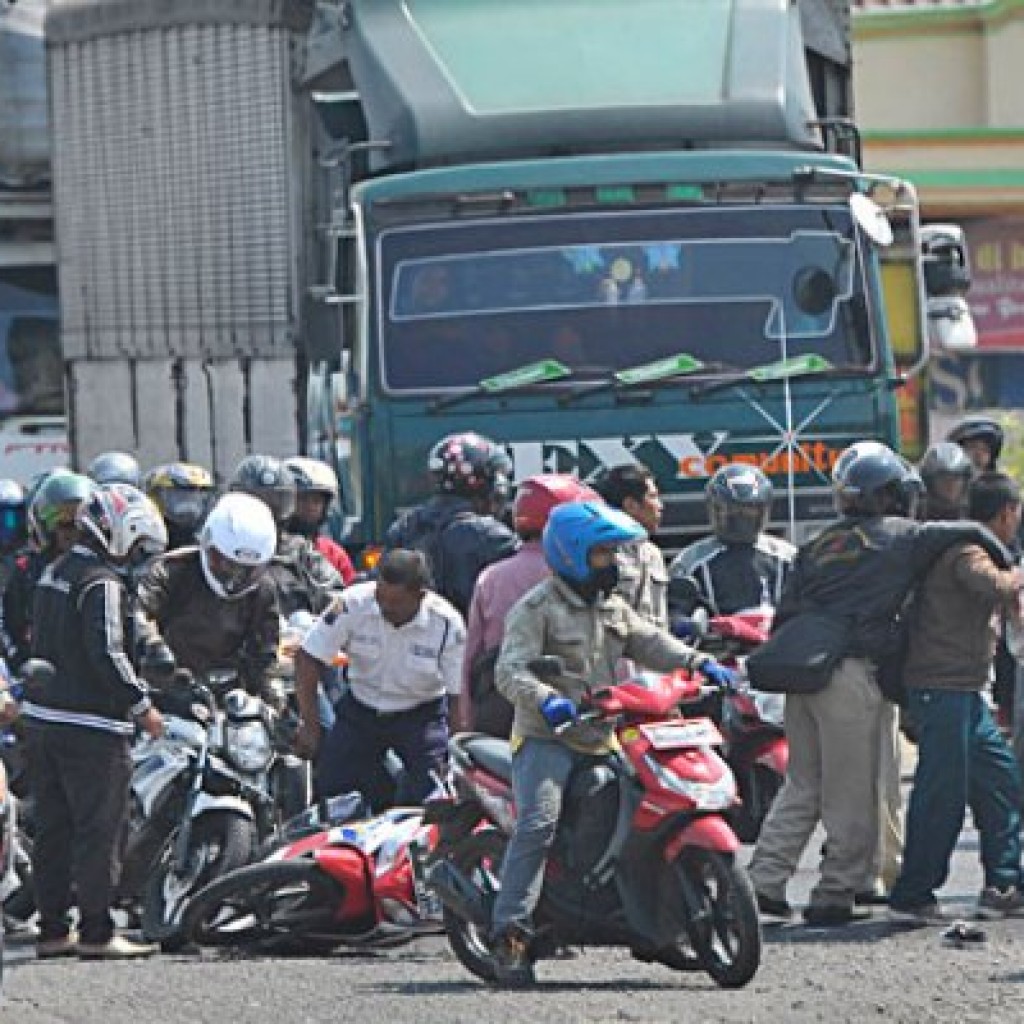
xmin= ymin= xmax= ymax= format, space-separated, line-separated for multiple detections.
xmin=904 ymin=542 xmax=1020 ymax=692
xmin=496 ymin=575 xmax=709 ymax=752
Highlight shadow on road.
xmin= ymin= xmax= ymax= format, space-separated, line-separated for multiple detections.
xmin=358 ymin=976 xmax=700 ymax=996
xmin=762 ymin=919 xmax=903 ymax=946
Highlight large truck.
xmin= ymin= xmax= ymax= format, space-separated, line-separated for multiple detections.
xmin=0 ymin=0 xmax=68 ymax=482
xmin=44 ymin=0 xmax=935 ymax=548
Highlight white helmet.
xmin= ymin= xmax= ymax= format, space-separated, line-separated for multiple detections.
xmin=199 ymin=493 xmax=277 ymax=599
xmin=283 ymin=456 xmax=339 ymax=501
xmin=76 ymin=483 xmax=168 ymax=561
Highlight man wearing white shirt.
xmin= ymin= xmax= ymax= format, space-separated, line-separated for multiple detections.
xmin=295 ymin=548 xmax=465 ymax=808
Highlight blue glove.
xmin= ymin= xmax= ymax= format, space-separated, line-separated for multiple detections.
xmin=700 ymin=660 xmax=737 ymax=691
xmin=671 ymin=616 xmax=698 ymax=640
xmin=539 ymin=694 xmax=578 ymax=730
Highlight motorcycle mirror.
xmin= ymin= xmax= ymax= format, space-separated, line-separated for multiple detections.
xmin=528 ymin=655 xmax=566 ymax=680
xmin=19 ymin=659 xmax=55 ymax=686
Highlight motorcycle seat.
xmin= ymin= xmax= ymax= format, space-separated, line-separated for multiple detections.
xmin=462 ymin=735 xmax=512 ymax=783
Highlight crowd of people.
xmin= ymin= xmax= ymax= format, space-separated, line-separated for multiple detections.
xmin=1 ymin=414 xmax=1021 ymax=982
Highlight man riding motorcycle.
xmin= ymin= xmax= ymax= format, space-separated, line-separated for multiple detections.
xmin=142 ymin=462 xmax=217 ymax=551
xmin=669 ymin=465 xmax=795 ymax=621
xmin=136 ymin=493 xmax=279 ymax=698
xmin=230 ymin=455 xmax=344 ymax=617
xmin=490 ymin=499 xmax=735 ymax=985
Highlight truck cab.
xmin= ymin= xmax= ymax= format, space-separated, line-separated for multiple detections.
xmin=306 ymin=0 xmax=928 ymax=548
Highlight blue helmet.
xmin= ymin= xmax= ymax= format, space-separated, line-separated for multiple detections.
xmin=543 ymin=500 xmax=646 ymax=583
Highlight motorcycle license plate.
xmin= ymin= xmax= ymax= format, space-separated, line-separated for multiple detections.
xmin=640 ymin=718 xmax=722 ymax=750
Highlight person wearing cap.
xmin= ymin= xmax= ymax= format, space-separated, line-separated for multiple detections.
xmin=459 ymin=474 xmax=598 ymax=735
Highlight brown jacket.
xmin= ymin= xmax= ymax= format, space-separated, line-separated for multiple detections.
xmin=903 ymin=542 xmax=1019 ymax=692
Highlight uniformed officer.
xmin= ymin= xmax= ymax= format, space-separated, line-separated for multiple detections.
xmin=294 ymin=548 xmax=465 ymax=809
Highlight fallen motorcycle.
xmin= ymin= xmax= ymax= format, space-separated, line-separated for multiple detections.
xmin=182 ymin=800 xmax=441 ymax=953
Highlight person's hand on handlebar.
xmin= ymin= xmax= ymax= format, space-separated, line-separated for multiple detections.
xmin=699 ymin=660 xmax=738 ymax=692
xmin=539 ymin=693 xmax=578 ymax=731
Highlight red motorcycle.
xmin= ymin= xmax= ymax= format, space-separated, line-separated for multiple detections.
xmin=701 ymin=611 xmax=788 ymax=843
xmin=426 ymin=657 xmax=761 ymax=989
xmin=183 ymin=798 xmax=442 ymax=953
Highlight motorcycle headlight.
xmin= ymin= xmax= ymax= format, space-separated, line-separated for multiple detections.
xmin=224 ymin=720 xmax=273 ymax=774
xmin=643 ymin=754 xmax=736 ymax=811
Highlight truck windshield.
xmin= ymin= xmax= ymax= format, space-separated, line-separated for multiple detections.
xmin=378 ymin=205 xmax=875 ymax=393
xmin=0 ymin=268 xmax=62 ymax=416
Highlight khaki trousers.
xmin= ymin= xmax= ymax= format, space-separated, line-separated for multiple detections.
xmin=872 ymin=703 xmax=903 ymax=891
xmin=748 ymin=657 xmax=884 ymax=907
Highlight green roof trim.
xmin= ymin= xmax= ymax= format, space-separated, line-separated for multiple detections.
xmin=864 ymin=128 xmax=1024 ymax=143
xmin=875 ymin=168 xmax=1024 ymax=189
xmin=854 ymin=0 xmax=1024 ymax=35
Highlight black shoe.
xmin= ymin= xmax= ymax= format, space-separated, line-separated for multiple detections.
xmin=491 ymin=926 xmax=536 ymax=988
xmin=803 ymin=904 xmax=872 ymax=927
xmin=755 ymin=891 xmax=793 ymax=919
xmin=855 ymin=889 xmax=890 ymax=907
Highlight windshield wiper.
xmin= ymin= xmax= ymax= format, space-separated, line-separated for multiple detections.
xmin=428 ymin=359 xmax=571 ymax=413
xmin=557 ymin=353 xmax=731 ymax=407
xmin=689 ymin=354 xmax=854 ymax=399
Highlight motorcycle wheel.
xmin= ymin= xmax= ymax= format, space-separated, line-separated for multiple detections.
xmin=731 ymin=765 xmax=783 ymax=845
xmin=441 ymin=830 xmax=508 ymax=984
xmin=141 ymin=811 xmax=254 ymax=945
xmin=183 ymin=859 xmax=344 ymax=953
xmin=675 ymin=849 xmax=761 ymax=989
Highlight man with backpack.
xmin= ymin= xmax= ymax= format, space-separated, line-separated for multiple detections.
xmin=385 ymin=432 xmax=517 ymax=617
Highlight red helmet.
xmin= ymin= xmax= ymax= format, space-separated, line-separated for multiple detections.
xmin=513 ymin=474 xmax=600 ymax=535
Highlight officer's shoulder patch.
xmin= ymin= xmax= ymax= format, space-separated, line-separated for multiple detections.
xmin=322 ymin=596 xmax=347 ymax=626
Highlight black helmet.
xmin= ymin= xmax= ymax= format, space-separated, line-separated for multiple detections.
xmin=832 ymin=441 xmax=908 ymax=518
xmin=428 ymin=433 xmax=512 ymax=500
xmin=705 ymin=465 xmax=773 ymax=545
xmin=919 ymin=441 xmax=973 ymax=520
xmin=143 ymin=462 xmax=216 ymax=535
xmin=0 ymin=479 xmax=26 ymax=551
xmin=86 ymin=451 xmax=141 ymax=488
xmin=229 ymin=454 xmax=296 ymax=525
xmin=947 ymin=416 xmax=1004 ymax=466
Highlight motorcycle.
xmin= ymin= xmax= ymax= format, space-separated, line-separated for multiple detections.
xmin=426 ymin=657 xmax=761 ymax=989
xmin=182 ymin=797 xmax=442 ymax=953
xmin=131 ymin=669 xmax=298 ymax=945
xmin=698 ymin=611 xmax=788 ymax=844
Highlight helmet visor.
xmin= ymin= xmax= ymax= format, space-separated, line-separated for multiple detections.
xmin=711 ymin=503 xmax=767 ymax=545
xmin=161 ymin=489 xmax=211 ymax=530
xmin=206 ymin=546 xmax=266 ymax=596
xmin=0 ymin=505 xmax=25 ymax=548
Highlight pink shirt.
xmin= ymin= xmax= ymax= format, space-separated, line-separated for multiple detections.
xmin=459 ymin=542 xmax=549 ymax=728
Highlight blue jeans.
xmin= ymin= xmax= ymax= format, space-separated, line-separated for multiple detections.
xmin=492 ymin=737 xmax=581 ymax=932
xmin=891 ymin=689 xmax=1023 ymax=908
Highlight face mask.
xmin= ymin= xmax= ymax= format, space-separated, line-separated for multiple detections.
xmin=591 ymin=563 xmax=620 ymax=597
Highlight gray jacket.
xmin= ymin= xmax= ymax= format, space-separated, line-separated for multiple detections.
xmin=615 ymin=539 xmax=669 ymax=629
xmin=496 ymin=575 xmax=709 ymax=752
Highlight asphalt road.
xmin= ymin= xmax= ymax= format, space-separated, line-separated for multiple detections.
xmin=5 ymin=766 xmax=1024 ymax=1024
